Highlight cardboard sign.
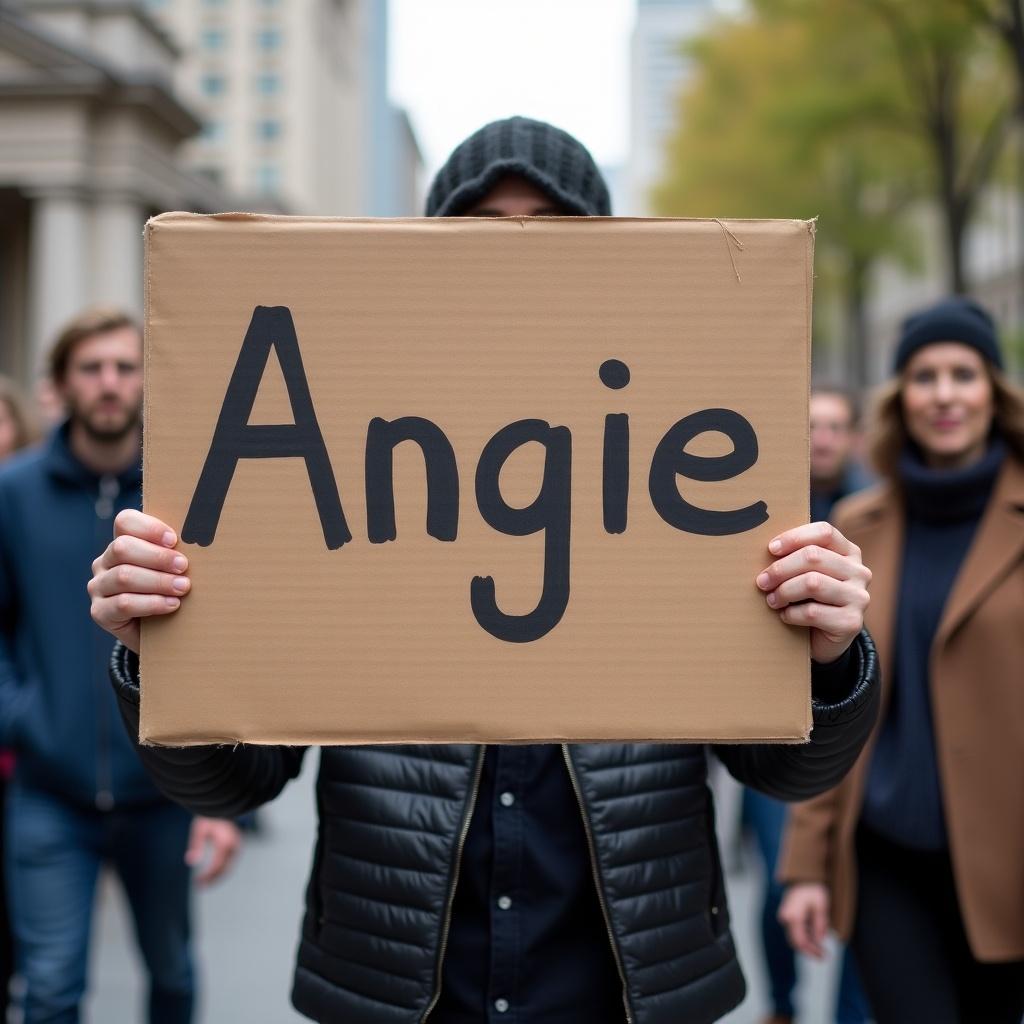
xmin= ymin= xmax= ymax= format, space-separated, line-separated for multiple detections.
xmin=141 ymin=213 xmax=812 ymax=746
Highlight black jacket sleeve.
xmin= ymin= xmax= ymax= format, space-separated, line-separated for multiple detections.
xmin=110 ymin=642 xmax=307 ymax=818
xmin=712 ymin=627 xmax=879 ymax=801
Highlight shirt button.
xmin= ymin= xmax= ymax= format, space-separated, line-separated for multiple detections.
xmin=499 ymin=791 xmax=515 ymax=807
xmin=497 ymin=895 xmax=512 ymax=910
xmin=494 ymin=998 xmax=510 ymax=1013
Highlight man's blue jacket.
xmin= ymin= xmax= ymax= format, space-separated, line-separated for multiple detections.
xmin=0 ymin=422 xmax=161 ymax=808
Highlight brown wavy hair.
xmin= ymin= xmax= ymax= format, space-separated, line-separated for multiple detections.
xmin=0 ymin=376 xmax=39 ymax=455
xmin=48 ymin=307 xmax=140 ymax=385
xmin=868 ymin=364 xmax=1024 ymax=481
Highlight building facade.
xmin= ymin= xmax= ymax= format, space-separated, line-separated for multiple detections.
xmin=0 ymin=0 xmax=422 ymax=387
xmin=146 ymin=0 xmax=421 ymax=216
xmin=0 ymin=0 xmax=235 ymax=382
xmin=628 ymin=0 xmax=719 ymax=215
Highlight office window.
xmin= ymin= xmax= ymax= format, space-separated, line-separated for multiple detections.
xmin=255 ymin=72 xmax=280 ymax=96
xmin=200 ymin=120 xmax=225 ymax=143
xmin=256 ymin=119 xmax=281 ymax=141
xmin=201 ymin=28 xmax=226 ymax=51
xmin=254 ymin=163 xmax=281 ymax=194
xmin=201 ymin=73 xmax=226 ymax=97
xmin=256 ymin=27 xmax=282 ymax=52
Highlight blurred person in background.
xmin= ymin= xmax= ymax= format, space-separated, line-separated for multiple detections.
xmin=809 ymin=386 xmax=873 ymax=524
xmin=0 ymin=375 xmax=37 ymax=1018
xmin=741 ymin=384 xmax=873 ymax=1024
xmin=89 ymin=118 xmax=880 ymax=1024
xmin=778 ymin=297 xmax=1024 ymax=1023
xmin=0 ymin=309 xmax=242 ymax=1023
xmin=0 ymin=377 xmax=39 ymax=461
xmin=33 ymin=376 xmax=66 ymax=431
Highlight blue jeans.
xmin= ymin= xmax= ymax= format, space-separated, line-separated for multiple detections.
xmin=836 ymin=944 xmax=872 ymax=1024
xmin=742 ymin=788 xmax=797 ymax=1018
xmin=5 ymin=783 xmax=195 ymax=1024
xmin=742 ymin=788 xmax=872 ymax=1023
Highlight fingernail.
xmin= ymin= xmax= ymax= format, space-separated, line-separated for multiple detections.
xmin=172 ymin=577 xmax=190 ymax=593
xmin=756 ymin=572 xmax=770 ymax=589
xmin=172 ymin=555 xmax=187 ymax=572
xmin=766 ymin=593 xmax=777 ymax=607
xmin=164 ymin=597 xmax=180 ymax=608
xmin=769 ymin=539 xmax=782 ymax=554
xmin=162 ymin=531 xmax=177 ymax=547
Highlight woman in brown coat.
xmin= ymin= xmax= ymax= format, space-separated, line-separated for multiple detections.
xmin=778 ymin=297 xmax=1024 ymax=1023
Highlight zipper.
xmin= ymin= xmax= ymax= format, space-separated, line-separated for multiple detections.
xmin=703 ymin=799 xmax=723 ymax=935
xmin=95 ymin=624 xmax=113 ymax=810
xmin=95 ymin=474 xmax=119 ymax=811
xmin=562 ymin=745 xmax=634 ymax=1024
xmin=310 ymin=780 xmax=328 ymax=933
xmin=421 ymin=746 xmax=486 ymax=1023
xmin=95 ymin=474 xmax=119 ymax=520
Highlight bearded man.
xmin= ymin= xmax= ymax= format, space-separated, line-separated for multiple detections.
xmin=0 ymin=309 xmax=241 ymax=1023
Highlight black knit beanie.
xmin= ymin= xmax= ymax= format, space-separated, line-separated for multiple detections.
xmin=894 ymin=296 xmax=1004 ymax=372
xmin=425 ymin=116 xmax=612 ymax=218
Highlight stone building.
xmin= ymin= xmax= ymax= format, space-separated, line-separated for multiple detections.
xmin=146 ymin=0 xmax=422 ymax=217
xmin=0 ymin=0 xmax=236 ymax=383
xmin=0 ymin=0 xmax=421 ymax=390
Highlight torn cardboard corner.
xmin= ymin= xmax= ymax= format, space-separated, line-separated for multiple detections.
xmin=141 ymin=214 xmax=812 ymax=746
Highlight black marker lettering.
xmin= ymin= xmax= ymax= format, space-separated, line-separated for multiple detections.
xmin=471 ymin=419 xmax=571 ymax=643
xmin=602 ymin=414 xmax=629 ymax=534
xmin=599 ymin=358 xmax=631 ymax=535
xmin=365 ymin=416 xmax=459 ymax=543
xmin=181 ymin=305 xmax=350 ymax=549
xmin=648 ymin=408 xmax=767 ymax=536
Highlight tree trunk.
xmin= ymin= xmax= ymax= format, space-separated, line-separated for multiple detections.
xmin=844 ymin=259 xmax=871 ymax=390
xmin=946 ymin=197 xmax=970 ymax=293
xmin=927 ymin=55 xmax=971 ymax=294
xmin=1007 ymin=0 xmax=1024 ymax=112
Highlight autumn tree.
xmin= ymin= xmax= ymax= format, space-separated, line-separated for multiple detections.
xmin=653 ymin=10 xmax=919 ymax=384
xmin=964 ymin=0 xmax=1024 ymax=111
xmin=849 ymin=0 xmax=1014 ymax=292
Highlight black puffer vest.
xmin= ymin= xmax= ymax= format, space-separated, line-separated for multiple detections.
xmin=113 ymin=630 xmax=878 ymax=1024
xmin=294 ymin=743 xmax=741 ymax=1024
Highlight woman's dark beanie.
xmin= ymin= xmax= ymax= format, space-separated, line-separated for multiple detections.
xmin=425 ymin=116 xmax=612 ymax=218
xmin=894 ymin=297 xmax=1004 ymax=372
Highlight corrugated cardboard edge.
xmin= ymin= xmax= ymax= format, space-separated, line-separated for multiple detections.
xmin=139 ymin=213 xmax=817 ymax=747
xmin=144 ymin=210 xmax=820 ymax=228
xmin=800 ymin=217 xmax=816 ymax=743
xmin=141 ymin=734 xmax=815 ymax=748
xmin=139 ymin=216 xmax=155 ymax=745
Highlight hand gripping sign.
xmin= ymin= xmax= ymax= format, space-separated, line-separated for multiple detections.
xmin=141 ymin=214 xmax=812 ymax=746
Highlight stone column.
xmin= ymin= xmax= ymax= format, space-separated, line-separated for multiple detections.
xmin=92 ymin=194 xmax=145 ymax=314
xmin=27 ymin=189 xmax=89 ymax=376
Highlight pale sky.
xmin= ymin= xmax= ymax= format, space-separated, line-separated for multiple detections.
xmin=388 ymin=0 xmax=635 ymax=179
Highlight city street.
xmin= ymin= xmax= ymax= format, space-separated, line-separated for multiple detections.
xmin=87 ymin=756 xmax=841 ymax=1023
xmin=1 ymin=3 xmax=1018 ymax=1023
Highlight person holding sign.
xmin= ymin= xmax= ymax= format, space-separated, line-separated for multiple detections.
xmin=779 ymin=298 xmax=1024 ymax=1023
xmin=90 ymin=119 xmax=878 ymax=1024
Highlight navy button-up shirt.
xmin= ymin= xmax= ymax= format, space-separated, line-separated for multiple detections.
xmin=433 ymin=744 xmax=626 ymax=1023
xmin=431 ymin=658 xmax=854 ymax=1022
